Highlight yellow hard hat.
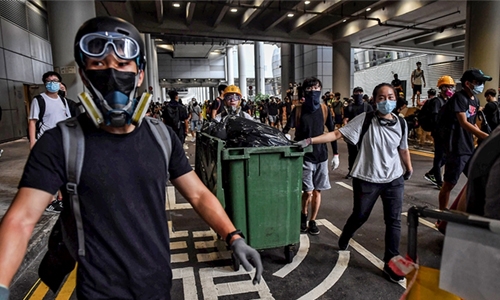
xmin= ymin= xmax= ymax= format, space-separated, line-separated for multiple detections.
xmin=437 ymin=75 xmax=455 ymax=87
xmin=222 ymin=85 xmax=242 ymax=98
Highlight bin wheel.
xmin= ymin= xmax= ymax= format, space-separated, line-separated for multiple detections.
xmin=231 ymin=252 xmax=240 ymax=271
xmin=285 ymin=245 xmax=295 ymax=263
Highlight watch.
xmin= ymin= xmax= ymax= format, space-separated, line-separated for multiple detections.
xmin=226 ymin=229 xmax=245 ymax=245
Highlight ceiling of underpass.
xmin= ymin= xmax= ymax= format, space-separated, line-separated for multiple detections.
xmin=95 ymin=0 xmax=467 ymax=58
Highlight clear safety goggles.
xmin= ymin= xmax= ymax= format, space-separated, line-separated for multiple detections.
xmin=79 ymin=32 xmax=140 ymax=60
xmin=224 ymin=94 xmax=241 ymax=102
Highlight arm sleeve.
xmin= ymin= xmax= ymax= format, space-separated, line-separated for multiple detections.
xmin=19 ymin=128 xmax=66 ymax=194
xmin=399 ymin=118 xmax=409 ymax=150
xmin=29 ymin=98 xmax=40 ymax=120
xmin=338 ymin=113 xmax=366 ymax=145
xmin=167 ymin=126 xmax=192 ymax=179
xmin=283 ymin=107 xmax=296 ymax=133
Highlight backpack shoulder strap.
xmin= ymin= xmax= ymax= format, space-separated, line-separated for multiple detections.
xmin=398 ymin=115 xmax=406 ymax=143
xmin=58 ymin=118 xmax=86 ymax=257
xmin=320 ymin=103 xmax=328 ymax=125
xmin=145 ymin=117 xmax=172 ymax=179
xmin=36 ymin=95 xmax=46 ymax=135
xmin=294 ymin=105 xmax=302 ymax=129
xmin=358 ymin=111 xmax=375 ymax=148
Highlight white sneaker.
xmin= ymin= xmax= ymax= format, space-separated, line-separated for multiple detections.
xmin=331 ymin=154 xmax=340 ymax=170
xmin=191 ymin=137 xmax=196 ymax=142
xmin=183 ymin=144 xmax=189 ymax=150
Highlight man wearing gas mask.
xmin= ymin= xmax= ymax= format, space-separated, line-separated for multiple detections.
xmin=343 ymin=87 xmax=373 ymax=178
xmin=0 ymin=16 xmax=262 ymax=300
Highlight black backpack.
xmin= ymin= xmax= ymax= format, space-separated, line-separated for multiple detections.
xmin=418 ymin=97 xmax=443 ymax=132
xmin=33 ymin=94 xmax=68 ymax=139
xmin=163 ymin=104 xmax=181 ymax=130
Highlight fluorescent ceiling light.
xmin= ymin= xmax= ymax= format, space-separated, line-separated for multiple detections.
xmin=305 ymin=1 xmax=310 ymax=4
xmin=366 ymin=8 xmax=371 ymax=12
xmin=287 ymin=13 xmax=294 ymax=17
xmin=173 ymin=3 xmax=180 ymax=8
xmin=230 ymin=8 xmax=238 ymax=12
xmin=343 ymin=19 xmax=347 ymax=22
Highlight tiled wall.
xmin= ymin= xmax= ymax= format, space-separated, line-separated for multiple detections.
xmin=294 ymin=45 xmax=333 ymax=93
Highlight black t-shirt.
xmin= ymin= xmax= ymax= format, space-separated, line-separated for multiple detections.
xmin=290 ymin=107 xmax=335 ymax=163
xmin=19 ymin=114 xmax=191 ymax=299
xmin=391 ymin=79 xmax=402 ymax=88
xmin=285 ymin=102 xmax=292 ymax=115
xmin=210 ymin=98 xmax=225 ymax=115
xmin=448 ymin=90 xmax=479 ymax=155
xmin=483 ymin=101 xmax=500 ymax=130
xmin=267 ymin=102 xmax=278 ymax=115
xmin=344 ymin=102 xmax=373 ymax=120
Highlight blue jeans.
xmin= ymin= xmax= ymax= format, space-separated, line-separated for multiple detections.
xmin=341 ymin=176 xmax=404 ymax=262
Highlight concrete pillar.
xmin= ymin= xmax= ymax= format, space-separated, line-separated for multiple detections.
xmin=464 ymin=0 xmax=500 ymax=97
xmin=162 ymin=87 xmax=167 ymax=102
xmin=226 ymin=46 xmax=235 ymax=85
xmin=144 ymin=34 xmax=155 ymax=96
xmin=209 ymin=87 xmax=214 ymax=100
xmin=150 ymin=38 xmax=160 ymax=102
xmin=237 ymin=45 xmax=247 ymax=99
xmin=391 ymin=51 xmax=398 ymax=61
xmin=364 ymin=50 xmax=370 ymax=70
xmin=47 ymin=1 xmax=96 ymax=99
xmin=280 ymin=43 xmax=295 ymax=101
xmin=332 ymin=41 xmax=351 ymax=99
xmin=254 ymin=42 xmax=265 ymax=95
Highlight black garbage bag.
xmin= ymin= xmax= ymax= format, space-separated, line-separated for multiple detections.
xmin=201 ymin=119 xmax=228 ymax=140
xmin=225 ymin=115 xmax=292 ymax=147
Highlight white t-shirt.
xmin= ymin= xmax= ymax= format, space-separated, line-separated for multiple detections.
xmin=29 ymin=93 xmax=71 ymax=139
xmin=339 ymin=112 xmax=408 ymax=183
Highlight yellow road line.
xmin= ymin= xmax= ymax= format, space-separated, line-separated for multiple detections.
xmin=55 ymin=266 xmax=77 ymax=300
xmin=27 ymin=280 xmax=49 ymax=299
xmin=409 ymin=149 xmax=434 ymax=158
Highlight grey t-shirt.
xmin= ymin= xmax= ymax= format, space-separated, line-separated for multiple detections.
xmin=339 ymin=112 xmax=408 ymax=183
xmin=190 ymin=105 xmax=202 ymax=121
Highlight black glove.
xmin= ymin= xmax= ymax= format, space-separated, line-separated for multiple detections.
xmin=230 ymin=238 xmax=263 ymax=285
xmin=403 ymin=170 xmax=413 ymax=180
xmin=295 ymin=138 xmax=312 ymax=149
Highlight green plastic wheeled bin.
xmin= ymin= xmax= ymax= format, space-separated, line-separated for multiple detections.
xmin=195 ymin=132 xmax=310 ymax=265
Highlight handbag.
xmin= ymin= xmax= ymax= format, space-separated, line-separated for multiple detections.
xmin=478 ymin=110 xmax=492 ymax=134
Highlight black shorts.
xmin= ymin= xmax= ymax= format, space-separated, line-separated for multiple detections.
xmin=413 ymin=85 xmax=422 ymax=94
xmin=443 ymin=153 xmax=471 ymax=185
xmin=335 ymin=115 xmax=343 ymax=125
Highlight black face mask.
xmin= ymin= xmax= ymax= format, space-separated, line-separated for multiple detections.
xmin=353 ymin=94 xmax=364 ymax=105
xmin=58 ymin=90 xmax=66 ymax=98
xmin=85 ymin=68 xmax=136 ymax=106
xmin=303 ymin=90 xmax=321 ymax=112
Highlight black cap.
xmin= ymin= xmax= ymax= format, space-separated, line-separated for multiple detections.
xmin=353 ymin=86 xmax=363 ymax=93
xmin=460 ymin=68 xmax=492 ymax=83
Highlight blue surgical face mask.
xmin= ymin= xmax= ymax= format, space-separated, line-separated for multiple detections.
xmin=46 ymin=82 xmax=60 ymax=93
xmin=471 ymin=83 xmax=484 ymax=95
xmin=377 ymin=100 xmax=397 ymax=115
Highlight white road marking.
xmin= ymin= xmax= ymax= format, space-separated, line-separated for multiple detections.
xmin=401 ymin=212 xmax=438 ymax=231
xmin=197 ymin=251 xmax=232 ymax=262
xmin=170 ymin=241 xmax=187 ymax=250
xmin=172 ymin=267 xmax=198 ymax=300
xmin=193 ymin=229 xmax=216 ymax=238
xmin=273 ymin=234 xmax=310 ymax=278
xmin=168 ymin=221 xmax=188 ymax=238
xmin=166 ymin=186 xmax=192 ymax=210
xmin=317 ymin=219 xmax=406 ymax=289
xmin=296 ymin=251 xmax=350 ymax=300
xmin=171 ymin=253 xmax=190 ymax=263
xmin=336 ymin=181 xmax=353 ymax=190
xmin=199 ymin=266 xmax=273 ymax=299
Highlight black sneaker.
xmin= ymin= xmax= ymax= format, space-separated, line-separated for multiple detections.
xmin=423 ymin=173 xmax=437 ymax=186
xmin=383 ymin=263 xmax=404 ymax=283
xmin=338 ymin=233 xmax=350 ymax=250
xmin=308 ymin=220 xmax=320 ymax=235
xmin=300 ymin=213 xmax=308 ymax=233
xmin=345 ymin=173 xmax=352 ymax=179
xmin=45 ymin=200 xmax=63 ymax=213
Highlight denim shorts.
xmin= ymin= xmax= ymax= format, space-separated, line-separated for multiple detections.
xmin=302 ymin=160 xmax=331 ymax=192
xmin=268 ymin=115 xmax=278 ymax=124
xmin=190 ymin=120 xmax=201 ymax=132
